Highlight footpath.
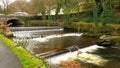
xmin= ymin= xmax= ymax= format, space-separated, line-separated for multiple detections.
xmin=0 ymin=40 xmax=23 ymax=68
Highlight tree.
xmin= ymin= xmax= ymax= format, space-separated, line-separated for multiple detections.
xmin=0 ymin=0 xmax=10 ymax=23
xmin=111 ymin=0 xmax=120 ymax=11
xmin=59 ymin=0 xmax=80 ymax=27
xmin=8 ymin=0 xmax=29 ymax=13
xmin=54 ymin=0 xmax=61 ymax=21
xmin=92 ymin=0 xmax=98 ymax=26
xmin=45 ymin=0 xmax=56 ymax=25
xmin=63 ymin=0 xmax=71 ymax=26
xmin=28 ymin=0 xmax=41 ymax=15
xmin=101 ymin=0 xmax=113 ymax=26
xmin=80 ymin=1 xmax=93 ymax=12
xmin=0 ymin=6 xmax=3 ymax=13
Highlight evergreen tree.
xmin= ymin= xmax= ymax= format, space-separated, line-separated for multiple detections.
xmin=41 ymin=0 xmax=46 ymax=21
xmin=54 ymin=0 xmax=61 ymax=21
xmin=101 ymin=0 xmax=113 ymax=26
xmin=92 ymin=0 xmax=98 ymax=26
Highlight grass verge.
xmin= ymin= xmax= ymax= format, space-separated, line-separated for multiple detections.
xmin=0 ymin=34 xmax=47 ymax=68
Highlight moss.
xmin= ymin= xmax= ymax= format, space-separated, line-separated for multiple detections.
xmin=110 ymin=36 xmax=120 ymax=46
xmin=0 ymin=34 xmax=47 ymax=68
xmin=83 ymin=33 xmax=103 ymax=38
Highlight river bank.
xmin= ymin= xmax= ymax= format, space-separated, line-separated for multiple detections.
xmin=0 ymin=34 xmax=47 ymax=68
xmin=64 ymin=22 xmax=120 ymax=46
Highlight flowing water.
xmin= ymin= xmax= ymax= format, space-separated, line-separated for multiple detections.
xmin=11 ymin=27 xmax=120 ymax=68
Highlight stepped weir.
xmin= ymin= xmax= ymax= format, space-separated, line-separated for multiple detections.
xmin=8 ymin=26 xmax=64 ymax=38
xmin=8 ymin=26 xmax=63 ymax=32
xmin=36 ymin=45 xmax=80 ymax=58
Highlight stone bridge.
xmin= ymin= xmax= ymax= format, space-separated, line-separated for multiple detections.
xmin=0 ymin=16 xmax=25 ymax=27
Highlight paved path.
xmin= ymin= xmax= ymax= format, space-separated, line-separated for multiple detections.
xmin=0 ymin=40 xmax=23 ymax=68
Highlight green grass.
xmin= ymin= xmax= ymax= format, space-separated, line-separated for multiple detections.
xmin=76 ymin=21 xmax=120 ymax=27
xmin=0 ymin=34 xmax=47 ymax=68
xmin=76 ymin=21 xmax=94 ymax=25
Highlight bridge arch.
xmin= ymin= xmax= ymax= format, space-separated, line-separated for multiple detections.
xmin=7 ymin=19 xmax=25 ymax=27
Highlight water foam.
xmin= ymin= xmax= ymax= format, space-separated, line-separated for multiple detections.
xmin=32 ymin=33 xmax=83 ymax=42
xmin=47 ymin=45 xmax=108 ymax=66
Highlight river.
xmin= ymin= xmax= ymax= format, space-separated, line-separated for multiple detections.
xmin=10 ymin=27 xmax=120 ymax=68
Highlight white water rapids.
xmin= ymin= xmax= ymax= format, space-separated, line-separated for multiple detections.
xmin=29 ymin=33 xmax=108 ymax=66
xmin=47 ymin=45 xmax=108 ymax=66
xmin=31 ymin=33 xmax=83 ymax=42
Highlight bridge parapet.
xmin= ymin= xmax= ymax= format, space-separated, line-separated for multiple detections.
xmin=0 ymin=16 xmax=18 ymax=23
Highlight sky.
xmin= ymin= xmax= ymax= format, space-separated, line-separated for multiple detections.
xmin=0 ymin=0 xmax=30 ymax=8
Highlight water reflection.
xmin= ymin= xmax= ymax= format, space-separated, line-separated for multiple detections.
xmin=92 ymin=47 xmax=120 ymax=68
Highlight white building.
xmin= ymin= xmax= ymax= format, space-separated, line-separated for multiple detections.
xmin=37 ymin=8 xmax=64 ymax=16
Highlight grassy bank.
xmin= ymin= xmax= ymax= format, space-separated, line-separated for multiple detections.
xmin=0 ymin=34 xmax=47 ymax=68
xmin=72 ymin=22 xmax=120 ymax=35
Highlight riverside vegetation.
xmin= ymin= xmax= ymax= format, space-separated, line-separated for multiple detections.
xmin=0 ymin=34 xmax=47 ymax=68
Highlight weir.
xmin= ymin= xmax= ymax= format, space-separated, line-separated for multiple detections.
xmin=9 ymin=26 xmax=64 ymax=38
xmin=10 ymin=26 xmax=120 ymax=68
xmin=8 ymin=26 xmax=63 ymax=32
xmin=10 ymin=27 xmax=107 ymax=66
xmin=36 ymin=45 xmax=80 ymax=58
xmin=47 ymin=45 xmax=108 ymax=65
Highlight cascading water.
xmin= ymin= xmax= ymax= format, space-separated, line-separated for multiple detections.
xmin=26 ymin=33 xmax=83 ymax=55
xmin=47 ymin=45 xmax=108 ymax=66
xmin=11 ymin=27 xmax=63 ymax=38
xmin=31 ymin=33 xmax=83 ymax=42
xmin=11 ymin=27 xmax=120 ymax=68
